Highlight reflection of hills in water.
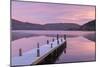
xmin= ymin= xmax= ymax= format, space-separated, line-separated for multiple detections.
xmin=12 ymin=32 xmax=78 ymax=41
xmin=12 ymin=32 xmax=40 ymax=41
xmin=12 ymin=31 xmax=96 ymax=42
xmin=83 ymin=33 xmax=96 ymax=41
xmin=55 ymin=36 xmax=95 ymax=63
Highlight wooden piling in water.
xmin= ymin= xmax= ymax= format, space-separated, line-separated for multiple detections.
xmin=63 ymin=34 xmax=67 ymax=48
xmin=37 ymin=43 xmax=40 ymax=57
xmin=19 ymin=48 xmax=22 ymax=56
xmin=61 ymin=38 xmax=63 ymax=42
xmin=52 ymin=38 xmax=55 ymax=42
xmin=57 ymin=40 xmax=59 ymax=45
xmin=37 ymin=41 xmax=66 ymax=64
xmin=64 ymin=34 xmax=67 ymax=40
xmin=65 ymin=35 xmax=67 ymax=47
xmin=47 ymin=40 xmax=49 ymax=44
xmin=51 ymin=43 xmax=53 ymax=48
xmin=37 ymin=43 xmax=39 ymax=48
xmin=57 ymin=34 xmax=59 ymax=40
xmin=56 ymin=34 xmax=59 ymax=45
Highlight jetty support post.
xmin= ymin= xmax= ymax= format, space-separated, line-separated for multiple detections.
xmin=37 ymin=43 xmax=40 ymax=57
xmin=52 ymin=38 xmax=55 ymax=42
xmin=47 ymin=40 xmax=49 ymax=44
xmin=63 ymin=34 xmax=67 ymax=48
xmin=56 ymin=34 xmax=59 ymax=45
xmin=57 ymin=34 xmax=59 ymax=40
xmin=61 ymin=38 xmax=63 ymax=42
xmin=51 ymin=43 xmax=53 ymax=48
xmin=64 ymin=34 xmax=67 ymax=40
xmin=57 ymin=40 xmax=59 ymax=45
xmin=19 ymin=48 xmax=22 ymax=56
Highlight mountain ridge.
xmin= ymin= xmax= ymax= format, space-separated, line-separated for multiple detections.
xmin=11 ymin=19 xmax=80 ymax=30
xmin=80 ymin=20 xmax=96 ymax=31
xmin=11 ymin=19 xmax=96 ymax=31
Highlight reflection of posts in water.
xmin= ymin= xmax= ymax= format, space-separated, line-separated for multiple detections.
xmin=66 ymin=40 xmax=67 ymax=49
xmin=64 ymin=48 xmax=66 ymax=54
xmin=37 ymin=43 xmax=40 ymax=57
xmin=19 ymin=48 xmax=22 ymax=56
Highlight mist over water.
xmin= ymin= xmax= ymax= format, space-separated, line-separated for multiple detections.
xmin=11 ymin=30 xmax=96 ymax=63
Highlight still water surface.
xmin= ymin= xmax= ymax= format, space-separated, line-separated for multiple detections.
xmin=11 ymin=30 xmax=95 ymax=63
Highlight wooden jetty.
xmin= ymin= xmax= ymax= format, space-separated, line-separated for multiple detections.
xmin=11 ymin=36 xmax=67 ymax=66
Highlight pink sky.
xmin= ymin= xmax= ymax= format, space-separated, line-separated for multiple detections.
xmin=12 ymin=1 xmax=95 ymax=25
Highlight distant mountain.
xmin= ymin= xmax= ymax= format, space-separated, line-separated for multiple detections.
xmin=80 ymin=20 xmax=96 ymax=31
xmin=43 ymin=23 xmax=80 ymax=30
xmin=12 ymin=19 xmax=42 ymax=30
xmin=11 ymin=19 xmax=80 ymax=30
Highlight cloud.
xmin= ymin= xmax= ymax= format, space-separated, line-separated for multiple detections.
xmin=12 ymin=1 xmax=95 ymax=25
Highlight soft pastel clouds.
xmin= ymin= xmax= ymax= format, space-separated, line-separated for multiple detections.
xmin=12 ymin=1 xmax=95 ymax=25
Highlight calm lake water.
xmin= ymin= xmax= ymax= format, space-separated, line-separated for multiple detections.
xmin=11 ymin=30 xmax=96 ymax=63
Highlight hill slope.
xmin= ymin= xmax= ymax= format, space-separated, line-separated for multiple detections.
xmin=80 ymin=20 xmax=96 ymax=31
xmin=11 ymin=19 xmax=80 ymax=30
